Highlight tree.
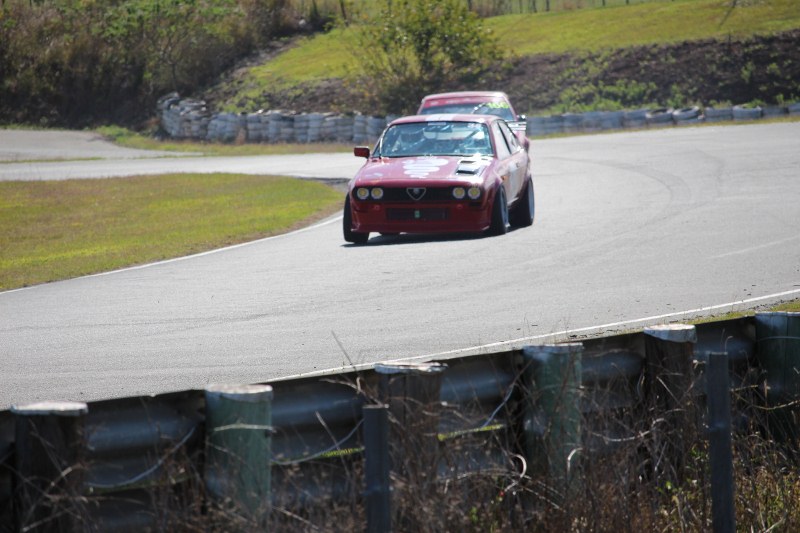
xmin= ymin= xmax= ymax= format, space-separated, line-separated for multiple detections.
xmin=353 ymin=0 xmax=502 ymax=114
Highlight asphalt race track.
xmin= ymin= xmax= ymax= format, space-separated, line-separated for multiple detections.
xmin=1 ymin=123 xmax=799 ymax=409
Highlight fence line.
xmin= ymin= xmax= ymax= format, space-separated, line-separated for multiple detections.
xmin=1 ymin=312 xmax=799 ymax=530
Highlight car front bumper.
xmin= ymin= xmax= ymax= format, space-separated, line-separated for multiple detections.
xmin=350 ymin=200 xmax=492 ymax=234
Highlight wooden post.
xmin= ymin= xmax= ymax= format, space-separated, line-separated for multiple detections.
xmin=363 ymin=404 xmax=391 ymax=533
xmin=12 ymin=401 xmax=89 ymax=532
xmin=204 ymin=384 xmax=273 ymax=525
xmin=643 ymin=324 xmax=698 ymax=483
xmin=521 ymin=343 xmax=583 ymax=494
xmin=706 ymin=351 xmax=736 ymax=533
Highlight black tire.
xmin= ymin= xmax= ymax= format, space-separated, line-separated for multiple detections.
xmin=509 ymin=177 xmax=534 ymax=228
xmin=343 ymin=198 xmax=369 ymax=244
xmin=488 ymin=186 xmax=508 ymax=236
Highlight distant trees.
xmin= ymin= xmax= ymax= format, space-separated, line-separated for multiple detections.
xmin=0 ymin=0 xmax=289 ymax=127
xmin=352 ymin=0 xmax=502 ymax=114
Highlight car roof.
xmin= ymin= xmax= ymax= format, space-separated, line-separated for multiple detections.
xmin=388 ymin=114 xmax=499 ymax=126
xmin=419 ymin=91 xmax=511 ymax=107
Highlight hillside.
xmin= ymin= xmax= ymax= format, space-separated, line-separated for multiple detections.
xmin=202 ymin=0 xmax=800 ymax=116
xmin=204 ymin=30 xmax=800 ymax=116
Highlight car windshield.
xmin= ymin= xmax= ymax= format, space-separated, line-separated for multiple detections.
xmin=377 ymin=121 xmax=493 ymax=157
xmin=420 ymin=102 xmax=515 ymax=121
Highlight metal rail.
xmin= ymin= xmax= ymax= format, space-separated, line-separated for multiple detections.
xmin=1 ymin=314 xmax=797 ymax=531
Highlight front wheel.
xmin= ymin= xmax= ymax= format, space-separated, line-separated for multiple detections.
xmin=509 ymin=177 xmax=534 ymax=228
xmin=488 ymin=186 xmax=508 ymax=236
xmin=343 ymin=198 xmax=369 ymax=244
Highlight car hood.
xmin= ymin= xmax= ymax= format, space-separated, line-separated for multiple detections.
xmin=354 ymin=156 xmax=492 ymax=185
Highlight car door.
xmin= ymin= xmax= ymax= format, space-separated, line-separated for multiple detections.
xmin=494 ymin=120 xmax=528 ymax=203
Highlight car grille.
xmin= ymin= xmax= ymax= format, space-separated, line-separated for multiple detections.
xmin=386 ymin=208 xmax=448 ymax=221
xmin=380 ymin=187 xmax=455 ymax=202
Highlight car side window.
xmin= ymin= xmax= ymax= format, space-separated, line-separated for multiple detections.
xmin=498 ymin=120 xmax=521 ymax=153
xmin=492 ymin=122 xmax=512 ymax=159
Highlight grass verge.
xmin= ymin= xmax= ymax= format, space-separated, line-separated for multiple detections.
xmin=0 ymin=174 xmax=343 ymax=291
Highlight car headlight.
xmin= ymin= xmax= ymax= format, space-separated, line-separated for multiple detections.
xmin=370 ymin=187 xmax=384 ymax=200
xmin=452 ymin=187 xmax=466 ymax=200
xmin=467 ymin=186 xmax=482 ymax=200
xmin=356 ymin=188 xmax=370 ymax=200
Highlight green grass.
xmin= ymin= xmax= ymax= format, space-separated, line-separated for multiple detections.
xmin=96 ymin=126 xmax=352 ymax=156
xmin=488 ymin=0 xmax=800 ymax=56
xmin=0 ymin=174 xmax=343 ymax=291
xmin=235 ymin=0 xmax=800 ymax=95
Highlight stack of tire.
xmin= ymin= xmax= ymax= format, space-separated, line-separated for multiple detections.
xmin=704 ymin=106 xmax=733 ymax=122
xmin=672 ymin=106 xmax=703 ymax=126
xmin=562 ymin=113 xmax=583 ymax=133
xmin=279 ymin=113 xmax=295 ymax=142
xmin=207 ymin=113 xmax=245 ymax=143
xmin=353 ymin=114 xmax=368 ymax=144
xmin=294 ymin=114 xmax=310 ymax=143
xmin=366 ymin=116 xmax=387 ymax=142
xmin=645 ymin=108 xmax=674 ymax=127
xmin=246 ymin=112 xmax=266 ymax=142
xmin=335 ymin=116 xmax=355 ymax=144
xmin=732 ymin=105 xmax=762 ymax=121
xmin=265 ymin=111 xmax=283 ymax=142
xmin=306 ymin=113 xmax=327 ymax=142
xmin=622 ymin=109 xmax=649 ymax=128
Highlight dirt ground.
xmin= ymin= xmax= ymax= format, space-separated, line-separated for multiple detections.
xmin=204 ymin=29 xmax=800 ymax=116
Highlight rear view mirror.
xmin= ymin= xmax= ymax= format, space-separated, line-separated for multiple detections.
xmin=354 ymin=146 xmax=371 ymax=158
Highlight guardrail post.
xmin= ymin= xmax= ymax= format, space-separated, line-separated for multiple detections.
xmin=755 ymin=311 xmax=800 ymax=441
xmin=204 ymin=384 xmax=273 ymax=526
xmin=706 ymin=351 xmax=736 ymax=533
xmin=11 ymin=401 xmax=89 ymax=532
xmin=643 ymin=324 xmax=698 ymax=483
xmin=521 ymin=343 xmax=583 ymax=496
xmin=363 ymin=404 xmax=391 ymax=533
xmin=374 ymin=362 xmax=446 ymax=509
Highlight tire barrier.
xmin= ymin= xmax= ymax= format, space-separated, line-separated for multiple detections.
xmin=732 ymin=105 xmax=763 ymax=121
xmin=762 ymin=105 xmax=788 ymax=118
xmin=622 ymin=108 xmax=649 ymax=128
xmin=704 ymin=106 xmax=733 ymax=123
xmin=157 ymin=93 xmax=800 ymax=143
xmin=645 ymin=107 xmax=675 ymax=126
xmin=672 ymin=106 xmax=703 ymax=126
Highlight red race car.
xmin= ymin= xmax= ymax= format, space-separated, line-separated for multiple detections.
xmin=343 ymin=114 xmax=534 ymax=244
xmin=418 ymin=91 xmax=529 ymax=149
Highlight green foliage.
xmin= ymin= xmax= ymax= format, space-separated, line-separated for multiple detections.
xmin=555 ymin=79 xmax=659 ymax=112
xmin=351 ymin=0 xmax=502 ymax=114
xmin=741 ymin=60 xmax=756 ymax=84
xmin=0 ymin=0 xmax=258 ymax=127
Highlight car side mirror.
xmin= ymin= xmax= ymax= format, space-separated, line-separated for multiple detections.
xmin=354 ymin=146 xmax=371 ymax=158
xmin=518 ymin=114 xmax=527 ymax=121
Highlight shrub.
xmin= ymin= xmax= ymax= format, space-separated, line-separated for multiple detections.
xmin=350 ymin=0 xmax=502 ymax=115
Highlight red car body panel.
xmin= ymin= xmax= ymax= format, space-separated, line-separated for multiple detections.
xmin=345 ymin=114 xmax=531 ymax=238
